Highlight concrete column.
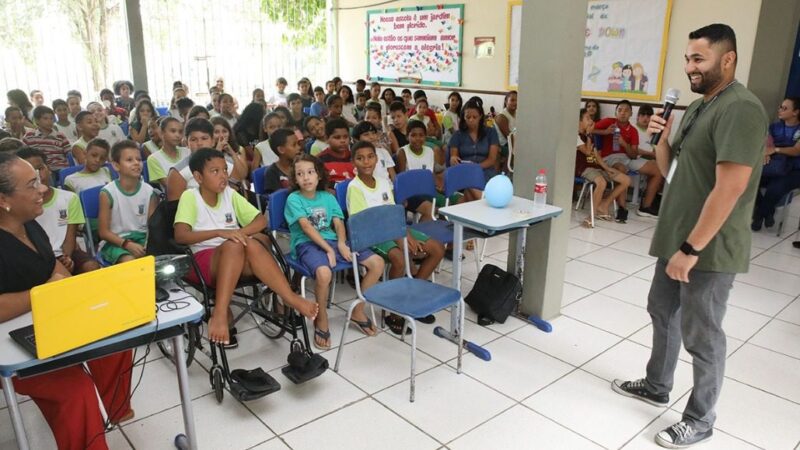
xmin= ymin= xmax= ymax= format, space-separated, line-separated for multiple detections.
xmin=125 ymin=0 xmax=149 ymax=92
xmin=508 ymin=0 xmax=587 ymax=320
xmin=747 ymin=0 xmax=800 ymax=111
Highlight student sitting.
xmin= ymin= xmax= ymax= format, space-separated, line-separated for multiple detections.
xmin=388 ymin=101 xmax=410 ymax=155
xmin=71 ymin=110 xmax=100 ymax=165
xmin=351 ymin=121 xmax=396 ymax=182
xmin=128 ymin=99 xmax=157 ymax=144
xmin=22 ymin=105 xmax=72 ymax=172
xmin=98 ymin=140 xmax=157 ymax=264
xmin=410 ymin=97 xmax=441 ymax=141
xmin=365 ymin=103 xmax=395 ymax=152
xmin=576 ymin=108 xmax=630 ymax=227
xmin=286 ymin=93 xmax=307 ymax=130
xmin=262 ymin=128 xmax=300 ymax=195
xmin=347 ymin=141 xmax=444 ymax=333
xmin=174 ymin=148 xmax=318 ymax=347
xmin=52 ymin=99 xmax=78 ymax=144
xmin=286 ymin=154 xmax=383 ymax=349
xmin=252 ymin=112 xmax=282 ymax=170
xmin=4 ymin=106 xmax=33 ymax=140
xmin=325 ymin=94 xmax=344 ymax=122
xmin=141 ymin=117 xmax=162 ymax=159
xmin=267 ymin=77 xmax=289 ymax=109
xmin=19 ymin=147 xmax=100 ymax=274
xmin=64 ymin=138 xmax=114 ymax=193
xmin=146 ymin=117 xmax=190 ymax=188
xmin=87 ymin=101 xmax=125 ymax=147
xmin=166 ymin=118 xmax=248 ymax=201
xmin=309 ymin=86 xmax=328 ymax=118
xmin=305 ymin=116 xmax=327 ymax=156
xmin=396 ymin=120 xmax=437 ymax=221
xmin=354 ymin=92 xmax=368 ymax=121
xmin=317 ymin=118 xmax=355 ymax=186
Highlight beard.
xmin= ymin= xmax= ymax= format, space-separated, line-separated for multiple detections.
xmin=687 ymin=64 xmax=724 ymax=94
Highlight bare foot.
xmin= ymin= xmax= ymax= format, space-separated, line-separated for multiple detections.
xmin=286 ymin=294 xmax=318 ymax=320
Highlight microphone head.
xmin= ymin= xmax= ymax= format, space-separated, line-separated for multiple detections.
xmin=665 ymin=88 xmax=680 ymax=104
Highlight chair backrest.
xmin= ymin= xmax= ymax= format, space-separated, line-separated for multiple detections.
xmin=58 ymin=165 xmax=84 ymax=188
xmin=66 ymin=152 xmax=76 ymax=167
xmin=348 ymin=204 xmax=407 ymax=253
xmin=444 ymin=164 xmax=486 ymax=197
xmin=267 ymin=188 xmax=290 ymax=233
xmin=393 ymin=169 xmax=436 ymax=204
xmin=119 ymin=121 xmax=129 ymax=137
xmin=106 ymin=162 xmax=119 ymax=179
xmin=334 ymin=179 xmax=352 ymax=216
xmin=79 ymin=185 xmax=104 ymax=220
xmin=142 ymin=159 xmax=150 ymax=183
xmin=252 ymin=166 xmax=268 ymax=195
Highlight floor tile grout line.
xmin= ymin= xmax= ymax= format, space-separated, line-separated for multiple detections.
xmin=518 ymin=395 xmax=614 ymax=449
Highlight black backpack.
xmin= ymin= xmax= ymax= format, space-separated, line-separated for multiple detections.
xmin=465 ymin=264 xmax=521 ymax=324
xmin=146 ymin=200 xmax=184 ymax=256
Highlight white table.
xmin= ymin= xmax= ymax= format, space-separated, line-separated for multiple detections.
xmin=0 ymin=289 xmax=204 ymax=450
xmin=438 ymin=197 xmax=563 ymax=345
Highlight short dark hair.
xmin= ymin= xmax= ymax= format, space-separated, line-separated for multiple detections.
xmin=4 ymin=106 xmax=22 ymax=118
xmin=351 ymin=140 xmax=376 ymax=160
xmin=32 ymin=105 xmax=54 ymax=120
xmin=356 ymin=79 xmax=366 ymax=86
xmin=413 ymin=90 xmax=426 ymax=101
xmin=99 ymin=88 xmax=114 ymax=99
xmin=176 ymin=97 xmax=195 ymax=109
xmin=303 ymin=115 xmax=323 ymax=133
xmin=616 ymin=99 xmax=632 ymax=110
xmin=325 ymin=94 xmax=342 ymax=107
xmin=110 ymin=139 xmax=139 ymax=163
xmin=269 ymin=128 xmax=295 ymax=156
xmin=67 ymin=89 xmax=82 ymax=99
xmin=356 ymin=92 xmax=368 ymax=101
xmin=0 ymin=138 xmax=25 ymax=154
xmin=113 ymin=80 xmax=134 ymax=95
xmin=159 ymin=116 xmax=179 ymax=131
xmin=86 ymin=138 xmax=111 ymax=155
xmin=74 ymin=110 xmax=93 ymax=125
xmin=325 ymin=118 xmax=349 ymax=137
xmin=688 ymin=23 xmax=737 ymax=54
xmin=389 ymin=100 xmax=406 ymax=114
xmin=332 ymin=76 xmax=342 ymax=84
xmin=287 ymin=93 xmax=301 ymax=104
xmin=184 ymin=117 xmax=213 ymax=138
xmin=638 ymin=105 xmax=654 ymax=116
xmin=189 ymin=148 xmax=225 ymax=174
xmin=370 ymin=82 xmax=381 ymax=88
xmin=289 ymin=154 xmax=328 ymax=192
xmin=401 ymin=88 xmax=412 ymax=96
xmin=276 ymin=77 xmax=288 ymax=85
xmin=313 ymin=86 xmax=324 ymax=94
xmin=407 ymin=119 xmax=427 ymax=135
xmin=52 ymin=99 xmax=67 ymax=110
xmin=351 ymin=121 xmax=377 ymax=140
xmin=187 ymin=105 xmax=210 ymax=120
xmin=16 ymin=146 xmax=46 ymax=162
xmin=365 ymin=103 xmax=382 ymax=116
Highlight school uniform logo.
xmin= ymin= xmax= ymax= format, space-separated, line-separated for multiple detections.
xmin=382 ymin=192 xmax=389 ymax=202
xmin=137 ymin=204 xmax=145 ymax=215
xmin=225 ymin=213 xmax=234 ymax=224
xmin=59 ymin=209 xmax=67 ymax=220
xmin=422 ymin=164 xmax=427 ymax=170
xmin=381 ymin=160 xmax=386 ymax=167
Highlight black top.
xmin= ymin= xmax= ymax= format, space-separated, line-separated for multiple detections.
xmin=0 ymin=221 xmax=56 ymax=294
xmin=264 ymin=163 xmax=290 ymax=195
xmin=392 ymin=127 xmax=409 ymax=148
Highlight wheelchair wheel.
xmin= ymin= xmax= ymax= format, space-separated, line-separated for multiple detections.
xmin=249 ymin=290 xmax=286 ymax=339
xmin=210 ymin=365 xmax=224 ymax=403
xmin=158 ymin=323 xmax=199 ymax=368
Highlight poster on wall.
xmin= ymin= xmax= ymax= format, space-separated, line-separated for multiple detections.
xmin=366 ymin=4 xmax=464 ymax=86
xmin=505 ymin=0 xmax=672 ymax=101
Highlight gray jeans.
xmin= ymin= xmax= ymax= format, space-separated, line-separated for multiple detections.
xmin=644 ymin=259 xmax=735 ymax=432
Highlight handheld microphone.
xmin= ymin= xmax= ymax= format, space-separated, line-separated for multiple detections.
xmin=649 ymin=88 xmax=681 ymax=146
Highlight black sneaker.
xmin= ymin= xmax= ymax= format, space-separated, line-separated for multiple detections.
xmin=615 ymin=208 xmax=628 ymax=223
xmin=655 ymin=421 xmax=713 ymax=448
xmin=636 ymin=205 xmax=659 ymax=218
xmin=611 ymin=378 xmax=668 ymax=406
xmin=415 ymin=314 xmax=436 ymax=324
xmin=764 ymin=215 xmax=775 ymax=228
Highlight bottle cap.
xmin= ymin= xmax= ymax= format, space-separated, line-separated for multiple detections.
xmin=538 ymin=169 xmax=546 ymax=174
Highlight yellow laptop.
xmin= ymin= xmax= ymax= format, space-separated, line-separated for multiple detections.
xmin=13 ymin=256 xmax=156 ymax=359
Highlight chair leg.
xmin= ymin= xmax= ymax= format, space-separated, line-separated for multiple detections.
xmin=576 ymin=183 xmax=588 ymax=210
xmin=478 ymin=238 xmax=487 ymax=262
xmin=456 ymin=299 xmax=465 ymax=374
xmin=589 ymin=184 xmax=595 ymax=228
xmin=334 ymin=299 xmax=363 ymax=372
xmin=471 ymin=239 xmax=481 ymax=276
xmin=406 ymin=316 xmax=418 ymax=402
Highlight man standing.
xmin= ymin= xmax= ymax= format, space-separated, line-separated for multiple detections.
xmin=611 ymin=24 xmax=768 ymax=448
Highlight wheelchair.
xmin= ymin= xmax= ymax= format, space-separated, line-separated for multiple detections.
xmin=146 ymin=200 xmax=326 ymax=403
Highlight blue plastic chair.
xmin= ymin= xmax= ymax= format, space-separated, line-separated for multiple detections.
xmin=156 ymin=106 xmax=169 ymax=117
xmin=58 ymin=165 xmax=84 ymax=188
xmin=119 ymin=121 xmax=129 ymax=137
xmin=141 ymin=159 xmax=150 ymax=183
xmin=267 ymin=189 xmax=350 ymax=303
xmin=252 ymin=166 xmax=268 ymax=212
xmin=78 ymin=186 xmax=111 ymax=266
xmin=334 ymin=179 xmax=352 ymax=217
xmin=66 ymin=152 xmax=76 ymax=167
xmin=443 ymin=164 xmax=490 ymax=267
xmin=334 ymin=204 xmax=464 ymax=402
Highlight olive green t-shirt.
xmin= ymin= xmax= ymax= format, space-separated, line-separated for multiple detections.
xmin=649 ymin=82 xmax=768 ymax=273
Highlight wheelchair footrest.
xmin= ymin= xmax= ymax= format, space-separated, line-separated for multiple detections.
xmin=282 ymin=353 xmax=328 ymax=384
xmin=229 ymin=368 xmax=281 ymax=401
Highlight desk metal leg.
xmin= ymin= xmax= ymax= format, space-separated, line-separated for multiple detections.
xmin=1 ymin=375 xmax=29 ymax=450
xmin=450 ymin=222 xmax=464 ymax=334
xmin=173 ymin=336 xmax=198 ymax=450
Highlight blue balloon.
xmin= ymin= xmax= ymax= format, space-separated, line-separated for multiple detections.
xmin=484 ymin=174 xmax=513 ymax=208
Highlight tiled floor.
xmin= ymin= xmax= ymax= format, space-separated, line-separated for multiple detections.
xmin=4 ymin=202 xmax=800 ymax=450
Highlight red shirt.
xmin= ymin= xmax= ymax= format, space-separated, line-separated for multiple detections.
xmin=318 ymin=147 xmax=355 ymax=184
xmin=594 ymin=118 xmax=639 ymax=158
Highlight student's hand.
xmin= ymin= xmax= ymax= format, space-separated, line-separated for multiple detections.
xmin=218 ymin=229 xmax=249 ymax=246
xmin=450 ymin=155 xmax=461 ymax=166
xmin=57 ymin=255 xmax=74 ymax=273
xmin=326 ymin=249 xmax=337 ymax=267
xmin=208 ymin=311 xmax=230 ymax=345
xmin=125 ymin=242 xmax=146 ymax=258
xmin=407 ymin=236 xmax=425 ymax=257
xmin=337 ymin=241 xmax=353 ymax=262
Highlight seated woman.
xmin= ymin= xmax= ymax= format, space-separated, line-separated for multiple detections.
xmin=0 ymin=153 xmax=133 ymax=450
xmin=752 ymin=97 xmax=800 ymax=231
xmin=447 ymin=99 xmax=501 ymax=201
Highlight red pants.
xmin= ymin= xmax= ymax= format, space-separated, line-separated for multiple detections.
xmin=10 ymin=350 xmax=133 ymax=450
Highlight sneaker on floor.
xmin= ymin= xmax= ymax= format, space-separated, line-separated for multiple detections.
xmin=415 ymin=314 xmax=436 ymax=324
xmin=636 ymin=205 xmax=659 ymax=218
xmin=611 ymin=378 xmax=668 ymax=406
xmin=751 ymin=216 xmax=764 ymax=231
xmin=655 ymin=421 xmax=713 ymax=448
xmin=764 ymin=215 xmax=775 ymax=228
xmin=615 ymin=207 xmax=628 ymax=223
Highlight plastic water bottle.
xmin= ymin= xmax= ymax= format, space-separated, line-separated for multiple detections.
xmin=612 ymin=126 xmax=621 ymax=153
xmin=534 ymin=169 xmax=548 ymax=205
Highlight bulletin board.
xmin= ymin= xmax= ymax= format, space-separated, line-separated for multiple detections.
xmin=366 ymin=4 xmax=464 ymax=87
xmin=506 ymin=0 xmax=672 ymax=101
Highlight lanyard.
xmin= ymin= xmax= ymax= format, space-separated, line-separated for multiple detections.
xmin=675 ymin=80 xmax=738 ymax=159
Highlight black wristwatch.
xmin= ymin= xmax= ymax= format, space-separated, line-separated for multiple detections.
xmin=679 ymin=241 xmax=701 ymax=256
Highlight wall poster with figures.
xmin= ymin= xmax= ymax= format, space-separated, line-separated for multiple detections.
xmin=366 ymin=4 xmax=464 ymax=87
xmin=582 ymin=0 xmax=673 ymax=101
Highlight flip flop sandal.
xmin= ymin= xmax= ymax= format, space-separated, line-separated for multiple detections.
xmin=582 ymin=218 xmax=594 ymax=228
xmin=350 ymin=317 xmax=376 ymax=336
xmin=313 ymin=328 xmax=331 ymax=350
xmin=596 ymin=214 xmax=613 ymax=221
